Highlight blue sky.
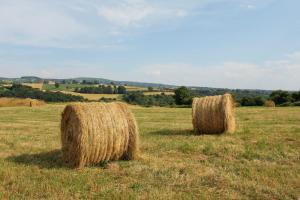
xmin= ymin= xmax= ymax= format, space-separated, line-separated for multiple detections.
xmin=0 ymin=0 xmax=299 ymax=90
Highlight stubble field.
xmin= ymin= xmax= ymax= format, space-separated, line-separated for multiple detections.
xmin=0 ymin=105 xmax=299 ymax=199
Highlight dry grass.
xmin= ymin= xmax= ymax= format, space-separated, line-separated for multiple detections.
xmin=0 ymin=97 xmax=45 ymax=107
xmin=22 ymin=83 xmax=44 ymax=90
xmin=125 ymin=86 xmax=148 ymax=91
xmin=192 ymin=94 xmax=236 ymax=134
xmin=144 ymin=91 xmax=174 ymax=96
xmin=0 ymin=105 xmax=299 ymax=199
xmin=61 ymin=102 xmax=139 ymax=168
xmin=59 ymin=91 xmax=122 ymax=101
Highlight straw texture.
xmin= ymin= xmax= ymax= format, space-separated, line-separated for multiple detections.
xmin=264 ymin=100 xmax=276 ymax=107
xmin=192 ymin=94 xmax=236 ymax=134
xmin=0 ymin=97 xmax=45 ymax=107
xmin=61 ymin=102 xmax=139 ymax=168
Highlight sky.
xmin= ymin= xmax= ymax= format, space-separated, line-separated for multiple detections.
xmin=0 ymin=0 xmax=299 ymax=90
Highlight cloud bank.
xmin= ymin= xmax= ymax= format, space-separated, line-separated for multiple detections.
xmin=1 ymin=52 xmax=299 ymax=90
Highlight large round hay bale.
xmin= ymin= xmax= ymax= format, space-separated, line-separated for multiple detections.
xmin=192 ymin=94 xmax=236 ymax=134
xmin=264 ymin=100 xmax=275 ymax=107
xmin=61 ymin=102 xmax=139 ymax=168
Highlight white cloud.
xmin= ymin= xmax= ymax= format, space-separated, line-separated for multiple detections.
xmin=0 ymin=0 xmax=198 ymax=47
xmin=240 ymin=4 xmax=256 ymax=10
xmin=133 ymin=52 xmax=300 ymax=90
xmin=1 ymin=52 xmax=299 ymax=90
xmin=0 ymin=1 xmax=88 ymax=47
xmin=96 ymin=0 xmax=154 ymax=27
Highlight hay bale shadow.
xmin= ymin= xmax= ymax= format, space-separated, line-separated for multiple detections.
xmin=151 ymin=129 xmax=226 ymax=136
xmin=7 ymin=150 xmax=68 ymax=169
xmin=151 ymin=129 xmax=196 ymax=136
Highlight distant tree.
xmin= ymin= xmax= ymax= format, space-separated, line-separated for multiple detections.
xmin=291 ymin=91 xmax=300 ymax=102
xmin=0 ymin=85 xmax=84 ymax=102
xmin=113 ymin=85 xmax=117 ymax=94
xmin=122 ymin=91 xmax=175 ymax=107
xmin=104 ymin=85 xmax=113 ymax=94
xmin=270 ymin=90 xmax=292 ymax=105
xmin=174 ymin=86 xmax=191 ymax=105
xmin=94 ymin=80 xmax=99 ymax=84
xmin=148 ymin=87 xmax=154 ymax=92
xmin=117 ymin=86 xmax=127 ymax=94
xmin=55 ymin=82 xmax=60 ymax=88
xmin=241 ymin=97 xmax=256 ymax=106
xmin=62 ymin=80 xmax=66 ymax=84
xmin=72 ymin=80 xmax=78 ymax=84
xmin=82 ymin=80 xmax=87 ymax=84
xmin=254 ymin=96 xmax=264 ymax=106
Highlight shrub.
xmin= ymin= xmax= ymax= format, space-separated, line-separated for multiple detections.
xmin=292 ymin=101 xmax=300 ymax=106
xmin=78 ymin=85 xmax=126 ymax=94
xmin=174 ymin=86 xmax=191 ymax=105
xmin=240 ymin=96 xmax=265 ymax=106
xmin=279 ymin=102 xmax=292 ymax=107
xmin=123 ymin=92 xmax=175 ymax=107
xmin=99 ymin=97 xmax=117 ymax=102
xmin=270 ymin=90 xmax=292 ymax=105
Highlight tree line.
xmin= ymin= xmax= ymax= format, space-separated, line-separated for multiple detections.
xmin=123 ymin=92 xmax=175 ymax=107
xmin=75 ymin=85 xmax=127 ymax=94
xmin=0 ymin=85 xmax=84 ymax=102
xmin=123 ymin=87 xmax=300 ymax=107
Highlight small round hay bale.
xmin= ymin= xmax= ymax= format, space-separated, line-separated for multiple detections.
xmin=61 ymin=102 xmax=139 ymax=168
xmin=264 ymin=100 xmax=275 ymax=107
xmin=192 ymin=94 xmax=236 ymax=134
xmin=29 ymin=99 xmax=46 ymax=107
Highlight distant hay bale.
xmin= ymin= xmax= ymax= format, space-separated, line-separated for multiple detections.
xmin=29 ymin=99 xmax=46 ymax=107
xmin=61 ymin=102 xmax=139 ymax=168
xmin=192 ymin=94 xmax=236 ymax=134
xmin=264 ymin=100 xmax=275 ymax=107
xmin=235 ymin=102 xmax=241 ymax=107
xmin=0 ymin=97 xmax=45 ymax=107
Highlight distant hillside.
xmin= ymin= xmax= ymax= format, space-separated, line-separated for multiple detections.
xmin=0 ymin=76 xmax=176 ymax=89
xmin=0 ymin=76 xmax=273 ymax=97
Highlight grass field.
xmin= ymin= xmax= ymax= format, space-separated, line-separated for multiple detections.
xmin=144 ymin=91 xmax=174 ymax=96
xmin=0 ymin=105 xmax=299 ymax=199
xmin=43 ymin=84 xmax=98 ymax=91
xmin=59 ymin=91 xmax=122 ymax=101
xmin=43 ymin=84 xmax=149 ymax=92
xmin=22 ymin=83 xmax=43 ymax=90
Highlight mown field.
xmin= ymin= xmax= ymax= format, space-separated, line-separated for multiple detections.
xmin=59 ymin=91 xmax=122 ymax=101
xmin=0 ymin=105 xmax=299 ymax=199
xmin=42 ymin=84 xmax=148 ymax=92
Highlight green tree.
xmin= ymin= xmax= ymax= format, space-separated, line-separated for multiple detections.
xmin=174 ymin=86 xmax=191 ymax=105
xmin=254 ymin=96 xmax=264 ymax=106
xmin=117 ymin=86 xmax=127 ymax=94
xmin=270 ymin=90 xmax=292 ymax=105
xmin=241 ymin=97 xmax=256 ymax=106
xmin=291 ymin=91 xmax=300 ymax=102
xmin=148 ymin=87 xmax=154 ymax=92
xmin=55 ymin=82 xmax=60 ymax=88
